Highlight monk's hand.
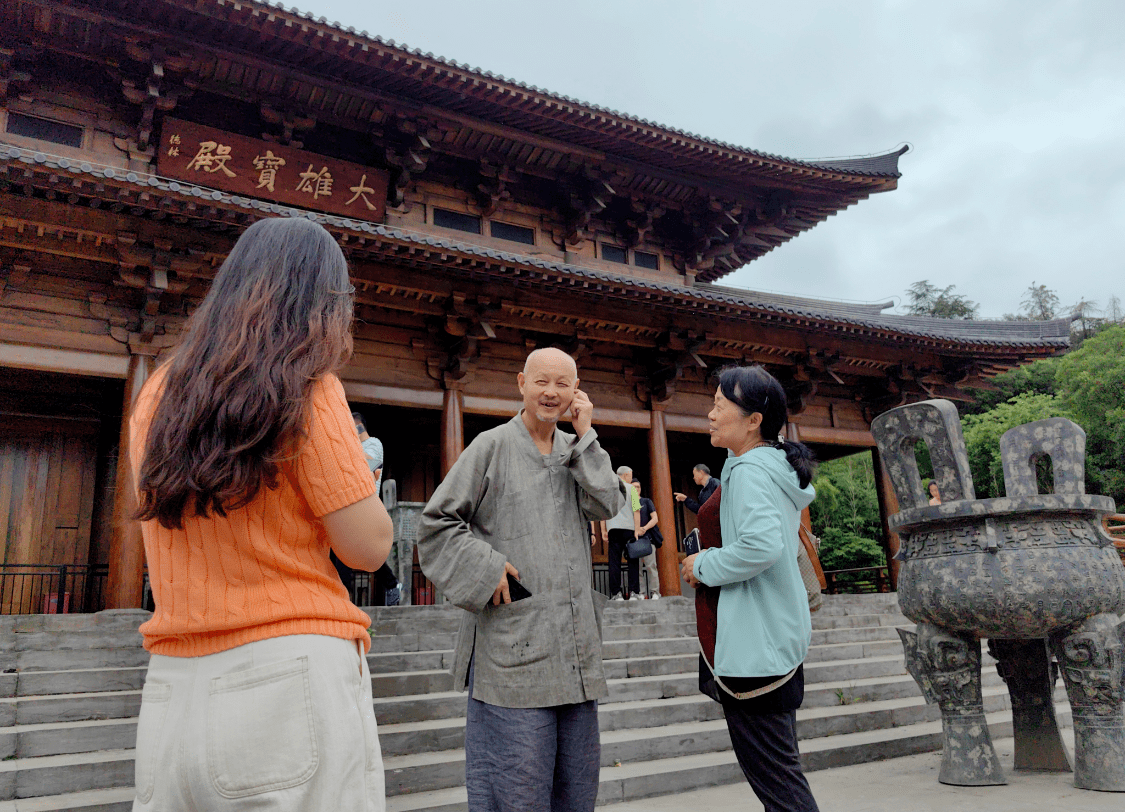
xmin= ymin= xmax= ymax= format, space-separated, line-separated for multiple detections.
xmin=569 ymin=389 xmax=593 ymax=438
xmin=492 ymin=562 xmax=521 ymax=606
xmin=681 ymin=553 xmax=700 ymax=587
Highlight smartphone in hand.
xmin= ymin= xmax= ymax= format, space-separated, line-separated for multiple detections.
xmin=506 ymin=575 xmax=532 ymax=602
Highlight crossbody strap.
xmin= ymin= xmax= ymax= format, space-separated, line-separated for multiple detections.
xmin=699 ymin=643 xmax=798 ymax=701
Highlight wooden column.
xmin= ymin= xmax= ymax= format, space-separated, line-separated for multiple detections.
xmin=648 ymin=407 xmax=681 ymax=597
xmin=440 ymin=386 xmax=465 ymax=478
xmin=105 ymin=352 xmax=153 ymax=609
xmin=871 ymin=447 xmax=902 ymax=591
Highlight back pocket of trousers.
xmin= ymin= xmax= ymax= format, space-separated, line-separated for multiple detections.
xmin=134 ymin=681 xmax=173 ymax=804
xmin=207 ymin=656 xmax=319 ymax=798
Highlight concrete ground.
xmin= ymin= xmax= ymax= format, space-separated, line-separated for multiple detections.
xmin=609 ymin=732 xmax=1124 ymax=811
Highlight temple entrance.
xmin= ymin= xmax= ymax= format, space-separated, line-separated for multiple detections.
xmin=0 ymin=368 xmax=123 ymax=614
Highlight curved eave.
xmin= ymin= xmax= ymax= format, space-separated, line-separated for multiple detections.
xmin=0 ymin=144 xmax=1060 ymax=357
xmin=49 ymin=0 xmax=903 ymax=191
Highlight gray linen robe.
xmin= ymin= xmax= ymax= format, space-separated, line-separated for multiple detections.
xmin=417 ymin=412 xmax=626 ymax=708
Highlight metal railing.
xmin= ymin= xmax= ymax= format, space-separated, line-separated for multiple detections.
xmin=591 ymin=563 xmax=652 ymax=599
xmin=822 ymin=566 xmax=891 ymax=595
xmin=0 ymin=564 xmax=108 ymax=615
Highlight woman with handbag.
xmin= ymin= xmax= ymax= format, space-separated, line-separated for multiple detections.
xmin=680 ymin=365 xmax=820 ymax=812
xmin=130 ymin=217 xmax=394 ymax=811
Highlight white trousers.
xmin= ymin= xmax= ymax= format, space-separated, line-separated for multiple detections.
xmin=133 ymin=634 xmax=385 ymax=812
xmin=641 ymin=551 xmax=660 ymax=595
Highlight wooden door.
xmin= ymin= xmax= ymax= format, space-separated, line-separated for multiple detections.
xmin=1 ymin=416 xmax=99 ymax=613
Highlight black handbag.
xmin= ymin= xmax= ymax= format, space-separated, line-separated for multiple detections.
xmin=649 ymin=526 xmax=664 ymax=548
xmin=626 ymin=536 xmax=653 ymax=559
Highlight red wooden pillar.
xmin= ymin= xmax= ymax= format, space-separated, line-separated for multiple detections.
xmin=440 ymin=386 xmax=465 ymax=478
xmin=105 ymin=352 xmax=153 ymax=609
xmin=871 ymin=447 xmax=902 ymax=591
xmin=648 ymin=407 xmax=681 ymax=597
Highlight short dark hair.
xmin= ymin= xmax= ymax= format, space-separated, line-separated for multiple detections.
xmin=351 ymin=411 xmax=366 ymax=431
xmin=693 ymin=464 xmax=710 ymax=476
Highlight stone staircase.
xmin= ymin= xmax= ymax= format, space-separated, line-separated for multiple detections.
xmin=0 ymin=594 xmax=1071 ymax=811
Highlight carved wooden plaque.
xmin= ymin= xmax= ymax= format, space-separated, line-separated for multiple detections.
xmin=157 ymin=118 xmax=388 ymax=223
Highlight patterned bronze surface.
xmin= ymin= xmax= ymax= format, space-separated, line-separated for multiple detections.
xmin=872 ymin=402 xmax=1125 ymax=791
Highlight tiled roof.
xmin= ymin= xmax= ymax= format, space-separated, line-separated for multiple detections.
xmin=100 ymin=0 xmax=905 ymax=181
xmin=0 ymin=142 xmax=1067 ymax=351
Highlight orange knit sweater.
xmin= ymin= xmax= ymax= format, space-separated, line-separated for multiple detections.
xmin=129 ymin=369 xmax=377 ymax=657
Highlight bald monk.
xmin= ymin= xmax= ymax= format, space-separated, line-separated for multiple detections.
xmin=418 ymin=348 xmax=626 ymax=812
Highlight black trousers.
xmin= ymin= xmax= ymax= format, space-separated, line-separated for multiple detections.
xmin=606 ymin=529 xmax=640 ymax=597
xmin=721 ymin=695 xmax=820 ymax=812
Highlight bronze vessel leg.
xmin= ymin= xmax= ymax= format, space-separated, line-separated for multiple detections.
xmin=1051 ymin=614 xmax=1125 ymax=791
xmin=987 ymin=638 xmax=1072 ymax=772
xmin=899 ymin=623 xmax=1006 ymax=785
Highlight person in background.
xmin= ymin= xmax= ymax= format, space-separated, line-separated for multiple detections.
xmin=603 ymin=466 xmax=644 ymax=600
xmin=130 ymin=217 xmax=393 ymax=812
xmin=681 ymin=364 xmax=820 ymax=812
xmin=927 ymin=480 xmax=942 ymax=506
xmin=632 ymin=480 xmax=662 ymax=599
xmin=416 ymin=347 xmax=625 ymax=812
xmin=674 ymin=463 xmax=718 ymax=514
xmin=351 ymin=411 xmax=400 ymax=605
xmin=353 ymin=411 xmax=384 ymax=490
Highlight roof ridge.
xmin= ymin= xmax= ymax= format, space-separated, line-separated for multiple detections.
xmin=201 ymin=0 xmax=902 ymax=178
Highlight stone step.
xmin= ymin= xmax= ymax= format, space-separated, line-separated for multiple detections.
xmin=5 ymin=648 xmax=150 ymax=674
xmin=0 ymin=692 xmax=141 ymax=728
xmin=0 ymin=669 xmax=147 ymax=700
xmin=0 ymin=786 xmax=135 ymax=812
xmin=0 ymin=691 xmax=1072 ymax=806
xmin=383 ymin=703 xmax=1073 ymax=812
xmin=811 ymin=612 xmax=911 ymax=630
xmin=380 ymin=681 xmax=1031 ymax=789
xmin=3 ymin=631 xmax=144 ymax=656
xmin=805 ymin=638 xmax=904 ymax=663
xmin=601 ymin=637 xmax=698 ymax=660
xmin=0 ymin=611 xmax=149 ymax=636
xmin=602 ymin=623 xmax=696 ymax=642
xmin=2 ymin=622 xmax=917 ymax=702
xmin=603 ymin=654 xmax=696 ymax=680
xmin=0 ymin=719 xmax=136 ymax=759
xmin=368 ymin=650 xmax=452 ymax=674
xmin=369 ymin=634 xmax=458 ymax=655
xmin=0 ymin=749 xmax=134 ymax=802
xmin=810 ymin=624 xmax=909 ymax=646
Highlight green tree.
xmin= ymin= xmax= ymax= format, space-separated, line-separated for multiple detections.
xmin=809 ymin=454 xmax=886 ymax=583
xmin=905 ymin=280 xmax=979 ymax=319
xmin=1005 ymin=282 xmax=1061 ymax=321
xmin=1053 ymin=324 xmax=1125 ymax=503
xmin=960 ymin=392 xmax=1073 ymax=499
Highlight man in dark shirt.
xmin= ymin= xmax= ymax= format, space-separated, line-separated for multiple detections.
xmin=674 ymin=464 xmax=718 ymax=514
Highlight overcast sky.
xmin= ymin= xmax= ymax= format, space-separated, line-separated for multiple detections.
xmin=313 ymin=0 xmax=1124 ymax=319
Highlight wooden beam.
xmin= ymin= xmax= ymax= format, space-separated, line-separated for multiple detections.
xmin=793 ymin=425 xmax=875 ymax=447
xmin=0 ymin=343 xmax=129 ymax=378
xmin=341 ymin=381 xmax=443 ymax=410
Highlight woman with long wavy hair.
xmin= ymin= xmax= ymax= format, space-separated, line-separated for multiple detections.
xmin=681 ymin=365 xmax=820 ymax=812
xmin=129 ymin=217 xmax=393 ymax=812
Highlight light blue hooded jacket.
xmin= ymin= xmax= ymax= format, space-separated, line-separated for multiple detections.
xmin=692 ymin=446 xmax=816 ymax=677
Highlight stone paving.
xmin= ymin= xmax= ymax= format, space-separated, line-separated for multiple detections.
xmin=607 ymin=732 xmax=1124 ymax=811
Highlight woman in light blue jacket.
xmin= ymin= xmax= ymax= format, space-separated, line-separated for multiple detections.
xmin=681 ymin=365 xmax=819 ymax=812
